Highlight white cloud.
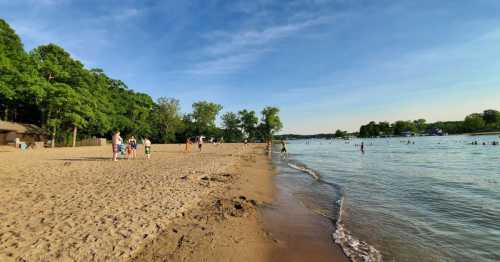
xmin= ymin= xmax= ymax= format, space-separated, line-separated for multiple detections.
xmin=184 ymin=15 xmax=333 ymax=76
xmin=205 ymin=16 xmax=331 ymax=56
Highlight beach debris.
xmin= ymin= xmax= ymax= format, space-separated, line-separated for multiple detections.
xmin=199 ymin=173 xmax=235 ymax=184
xmin=214 ymin=196 xmax=255 ymax=219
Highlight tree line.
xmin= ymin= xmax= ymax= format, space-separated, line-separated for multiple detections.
xmin=0 ymin=19 xmax=282 ymax=145
xmin=359 ymin=109 xmax=500 ymax=137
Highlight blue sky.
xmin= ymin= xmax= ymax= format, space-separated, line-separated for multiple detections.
xmin=1 ymin=0 xmax=500 ymax=133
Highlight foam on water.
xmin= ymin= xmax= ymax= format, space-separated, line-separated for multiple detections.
xmin=285 ymin=159 xmax=382 ymax=262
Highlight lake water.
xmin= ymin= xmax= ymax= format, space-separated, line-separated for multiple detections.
xmin=274 ymin=135 xmax=500 ymax=262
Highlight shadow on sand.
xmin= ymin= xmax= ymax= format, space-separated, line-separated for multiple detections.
xmin=53 ymin=157 xmax=111 ymax=162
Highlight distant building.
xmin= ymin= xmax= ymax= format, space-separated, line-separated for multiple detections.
xmin=401 ymin=131 xmax=414 ymax=137
xmin=425 ymin=128 xmax=444 ymax=136
xmin=0 ymin=121 xmax=46 ymax=146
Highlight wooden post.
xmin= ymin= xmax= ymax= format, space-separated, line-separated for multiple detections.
xmin=51 ymin=126 xmax=56 ymax=148
xmin=72 ymin=126 xmax=77 ymax=147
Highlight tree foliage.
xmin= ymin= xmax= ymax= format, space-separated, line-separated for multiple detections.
xmin=221 ymin=112 xmax=242 ymax=142
xmin=258 ymin=107 xmax=283 ymax=141
xmin=238 ymin=109 xmax=258 ymax=140
xmin=0 ymin=19 xmax=284 ymax=145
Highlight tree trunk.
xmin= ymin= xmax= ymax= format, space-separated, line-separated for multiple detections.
xmin=51 ymin=126 xmax=56 ymax=148
xmin=72 ymin=126 xmax=77 ymax=147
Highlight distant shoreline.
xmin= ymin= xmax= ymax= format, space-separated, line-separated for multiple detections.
xmin=464 ymin=131 xmax=500 ymax=136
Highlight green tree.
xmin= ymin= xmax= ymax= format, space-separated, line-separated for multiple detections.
xmin=221 ymin=112 xmax=243 ymax=142
xmin=413 ymin=119 xmax=427 ymax=133
xmin=190 ymin=101 xmax=223 ymax=136
xmin=334 ymin=129 xmax=347 ymax=138
xmin=482 ymin=109 xmax=500 ymax=127
xmin=393 ymin=120 xmax=416 ymax=135
xmin=464 ymin=113 xmax=485 ymax=132
xmin=238 ymin=109 xmax=258 ymax=140
xmin=152 ymin=97 xmax=183 ymax=143
xmin=258 ymin=106 xmax=283 ymax=141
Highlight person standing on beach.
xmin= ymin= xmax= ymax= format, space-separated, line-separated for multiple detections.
xmin=128 ymin=136 xmax=137 ymax=159
xmin=144 ymin=138 xmax=152 ymax=159
xmin=112 ymin=131 xmax=122 ymax=161
xmin=185 ymin=137 xmax=192 ymax=153
xmin=360 ymin=142 xmax=365 ymax=154
xmin=266 ymin=139 xmax=272 ymax=157
xmin=244 ymin=138 xmax=248 ymax=148
xmin=198 ymin=136 xmax=204 ymax=152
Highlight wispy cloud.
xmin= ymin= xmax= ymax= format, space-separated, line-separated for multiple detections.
xmin=185 ymin=15 xmax=334 ymax=75
xmin=185 ymin=51 xmax=266 ymax=75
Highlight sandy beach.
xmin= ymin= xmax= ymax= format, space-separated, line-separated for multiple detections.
xmin=0 ymin=143 xmax=348 ymax=261
xmin=0 ymin=144 xmax=273 ymax=261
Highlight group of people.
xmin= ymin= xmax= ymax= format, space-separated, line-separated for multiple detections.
xmin=470 ymin=140 xmax=499 ymax=145
xmin=111 ymin=131 xmax=151 ymax=161
xmin=184 ymin=136 xmax=227 ymax=153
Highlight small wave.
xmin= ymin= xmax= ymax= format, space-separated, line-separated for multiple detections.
xmin=284 ymin=159 xmax=382 ymax=262
xmin=287 ymin=162 xmax=321 ymax=180
xmin=333 ymin=197 xmax=383 ymax=262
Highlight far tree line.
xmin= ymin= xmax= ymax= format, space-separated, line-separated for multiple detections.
xmin=358 ymin=109 xmax=500 ymax=138
xmin=0 ymin=19 xmax=282 ymax=145
xmin=278 ymin=110 xmax=500 ymax=140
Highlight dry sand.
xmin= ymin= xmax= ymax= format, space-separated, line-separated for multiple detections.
xmin=0 ymin=144 xmax=277 ymax=261
xmin=0 ymin=143 xmax=348 ymax=262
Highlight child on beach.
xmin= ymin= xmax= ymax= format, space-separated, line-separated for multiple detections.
xmin=126 ymin=142 xmax=133 ymax=159
xmin=112 ymin=131 xmax=123 ymax=161
xmin=185 ymin=137 xmax=192 ymax=153
xmin=144 ymin=138 xmax=151 ymax=159
xmin=128 ymin=136 xmax=137 ymax=159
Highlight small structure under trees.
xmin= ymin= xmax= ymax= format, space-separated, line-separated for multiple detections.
xmin=0 ymin=121 xmax=46 ymax=147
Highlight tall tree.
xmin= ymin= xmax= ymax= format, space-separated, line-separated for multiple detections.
xmin=190 ymin=101 xmax=223 ymax=136
xmin=152 ymin=97 xmax=183 ymax=143
xmin=464 ymin=113 xmax=485 ymax=132
xmin=221 ymin=112 xmax=242 ymax=142
xmin=258 ymin=106 xmax=283 ymax=141
xmin=482 ymin=109 xmax=500 ymax=127
xmin=238 ymin=109 xmax=258 ymax=140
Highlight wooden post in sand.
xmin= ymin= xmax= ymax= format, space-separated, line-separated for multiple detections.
xmin=51 ymin=126 xmax=56 ymax=148
xmin=72 ymin=126 xmax=77 ymax=147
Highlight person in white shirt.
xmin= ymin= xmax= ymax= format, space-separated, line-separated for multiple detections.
xmin=198 ymin=136 xmax=204 ymax=152
xmin=144 ymin=138 xmax=152 ymax=159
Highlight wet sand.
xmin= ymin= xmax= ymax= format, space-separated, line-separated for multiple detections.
xmin=262 ymin=162 xmax=349 ymax=262
xmin=0 ymin=144 xmax=348 ymax=261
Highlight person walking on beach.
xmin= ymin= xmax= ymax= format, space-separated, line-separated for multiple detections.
xmin=185 ymin=137 xmax=192 ymax=153
xmin=198 ymin=136 xmax=204 ymax=152
xmin=112 ymin=131 xmax=123 ymax=161
xmin=280 ymin=139 xmax=288 ymax=159
xmin=128 ymin=136 xmax=137 ymax=159
xmin=360 ymin=141 xmax=365 ymax=154
xmin=244 ymin=138 xmax=248 ymax=148
xmin=144 ymin=138 xmax=152 ymax=159
xmin=266 ymin=139 xmax=272 ymax=157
